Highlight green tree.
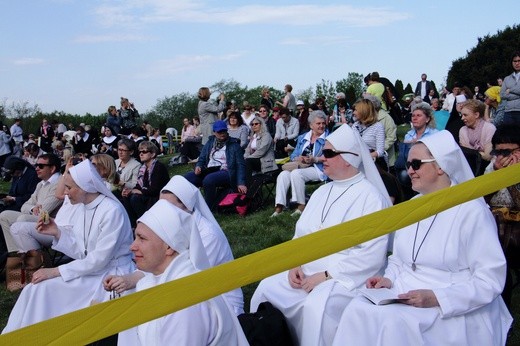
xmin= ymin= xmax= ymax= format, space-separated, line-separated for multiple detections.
xmin=315 ymin=79 xmax=336 ymax=109
xmin=447 ymin=24 xmax=520 ymax=89
xmin=336 ymin=72 xmax=364 ymax=106
xmin=295 ymin=87 xmax=314 ymax=106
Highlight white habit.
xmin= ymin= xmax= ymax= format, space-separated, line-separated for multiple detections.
xmin=251 ymin=172 xmax=391 ymax=346
xmin=2 ymin=194 xmax=135 ymax=332
xmin=332 ymin=198 xmax=513 ymax=346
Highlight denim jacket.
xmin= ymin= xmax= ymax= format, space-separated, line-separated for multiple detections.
xmin=290 ymin=130 xmax=328 ymax=175
xmin=196 ymin=135 xmax=246 ymax=187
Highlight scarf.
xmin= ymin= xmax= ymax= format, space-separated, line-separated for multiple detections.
xmin=137 ymin=159 xmax=157 ymax=189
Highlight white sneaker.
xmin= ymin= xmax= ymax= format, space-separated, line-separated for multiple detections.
xmin=271 ymin=211 xmax=282 ymax=218
xmin=290 ymin=209 xmax=302 ymax=217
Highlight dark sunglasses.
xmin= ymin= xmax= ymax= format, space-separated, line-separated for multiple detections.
xmin=251 ymin=123 xmax=260 ymax=126
xmin=139 ymin=150 xmax=150 ymax=154
xmin=322 ymin=149 xmax=359 ymax=158
xmin=490 ymin=147 xmax=520 ymax=157
xmin=405 ymin=159 xmax=436 ymax=170
xmin=35 ymin=163 xmax=52 ymax=169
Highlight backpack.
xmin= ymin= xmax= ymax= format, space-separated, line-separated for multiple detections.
xmin=238 ymin=302 xmax=294 ymax=346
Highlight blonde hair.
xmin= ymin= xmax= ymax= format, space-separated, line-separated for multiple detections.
xmin=354 ymin=99 xmax=378 ymax=125
xmin=91 ymin=153 xmax=118 ymax=185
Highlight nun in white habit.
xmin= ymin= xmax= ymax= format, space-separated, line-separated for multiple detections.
xmin=104 ymin=175 xmax=245 ymax=315
xmin=2 ymin=159 xmax=135 ymax=333
xmin=332 ymin=130 xmax=513 ymax=346
xmin=118 ymin=200 xmax=248 ymax=345
xmin=250 ymin=124 xmax=392 ymax=346
xmin=161 ymin=175 xmax=244 ymax=314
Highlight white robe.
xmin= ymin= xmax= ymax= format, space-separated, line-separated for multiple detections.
xmin=118 ymin=252 xmax=248 ymax=346
xmin=333 ymin=198 xmax=513 ymax=346
xmin=195 ymin=209 xmax=244 ymax=314
xmin=2 ymin=195 xmax=135 ymax=333
xmin=251 ymin=173 xmax=391 ymax=346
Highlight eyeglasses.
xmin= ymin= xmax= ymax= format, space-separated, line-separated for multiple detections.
xmin=251 ymin=123 xmax=260 ymax=126
xmin=322 ymin=149 xmax=359 ymax=158
xmin=513 ymin=59 xmax=520 ymax=63
xmin=259 ymin=110 xmax=267 ymax=113
xmin=139 ymin=150 xmax=150 ymax=154
xmin=35 ymin=163 xmax=52 ymax=169
xmin=118 ymin=148 xmax=130 ymax=152
xmin=490 ymin=147 xmax=520 ymax=157
xmin=405 ymin=159 xmax=436 ymax=170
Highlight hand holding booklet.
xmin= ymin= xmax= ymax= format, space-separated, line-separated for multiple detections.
xmin=358 ymin=288 xmax=407 ymax=305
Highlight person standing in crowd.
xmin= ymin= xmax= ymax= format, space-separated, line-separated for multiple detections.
xmin=109 ymin=200 xmax=248 ymax=345
xmin=260 ymin=87 xmax=274 ymax=109
xmin=0 ymin=122 xmax=11 ymax=168
xmin=273 ymin=107 xmax=300 ymax=159
xmin=121 ymin=141 xmax=169 ymax=226
xmin=9 ymin=118 xmax=23 ymax=157
xmin=197 ymin=87 xmax=226 ymax=145
xmin=118 ymin=97 xmax=139 ymax=136
xmin=276 ymin=84 xmax=297 ymax=115
xmin=185 ymin=121 xmax=247 ymax=210
xmin=106 ymin=105 xmax=121 ymax=136
xmin=414 ymin=73 xmax=432 ymax=100
xmin=364 ymin=72 xmax=387 ymax=111
xmin=332 ymin=130 xmax=512 ymax=346
xmin=500 ymin=51 xmax=520 ymax=126
xmin=252 ymin=124 xmax=391 ymax=345
xmin=38 ymin=119 xmax=54 ymax=152
xmin=2 ymin=159 xmax=135 ymax=333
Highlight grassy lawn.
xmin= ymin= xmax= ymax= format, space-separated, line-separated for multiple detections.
xmin=1 ymin=154 xmax=519 ymax=344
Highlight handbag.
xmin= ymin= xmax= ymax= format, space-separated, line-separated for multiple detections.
xmin=281 ymin=161 xmax=311 ymax=172
xmin=199 ymin=165 xmax=222 ymax=179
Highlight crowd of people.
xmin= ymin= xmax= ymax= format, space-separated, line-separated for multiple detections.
xmin=0 ymin=52 xmax=519 ymax=344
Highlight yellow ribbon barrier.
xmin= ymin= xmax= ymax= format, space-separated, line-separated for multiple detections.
xmin=2 ymin=164 xmax=519 ymax=344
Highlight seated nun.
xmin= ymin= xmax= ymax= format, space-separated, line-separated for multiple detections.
xmin=2 ymin=159 xmax=135 ymax=333
xmin=332 ymin=130 xmax=512 ymax=346
xmin=116 ymin=200 xmax=248 ymax=345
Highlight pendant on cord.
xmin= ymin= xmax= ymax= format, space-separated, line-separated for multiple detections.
xmin=412 ymin=263 xmax=416 ymax=271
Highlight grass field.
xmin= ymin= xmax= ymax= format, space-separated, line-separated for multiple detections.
xmin=1 ymin=154 xmax=519 ymax=344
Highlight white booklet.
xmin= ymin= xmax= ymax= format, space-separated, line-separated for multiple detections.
xmin=358 ymin=288 xmax=407 ymax=305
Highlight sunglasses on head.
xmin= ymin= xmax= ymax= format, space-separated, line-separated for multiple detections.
xmin=490 ymin=147 xmax=520 ymax=157
xmin=405 ymin=159 xmax=436 ymax=170
xmin=35 ymin=163 xmax=52 ymax=169
xmin=322 ymin=149 xmax=359 ymax=158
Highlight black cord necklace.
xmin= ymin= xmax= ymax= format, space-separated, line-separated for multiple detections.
xmin=411 ymin=214 xmax=438 ymax=271
xmin=83 ymin=196 xmax=105 ymax=255
xmin=320 ymin=180 xmax=361 ymax=229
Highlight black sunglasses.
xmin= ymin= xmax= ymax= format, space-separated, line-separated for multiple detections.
xmin=405 ymin=158 xmax=436 ymax=170
xmin=322 ymin=149 xmax=359 ymax=158
xmin=490 ymin=147 xmax=520 ymax=157
xmin=35 ymin=163 xmax=53 ymax=169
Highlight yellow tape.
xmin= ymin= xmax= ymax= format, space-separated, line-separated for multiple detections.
xmin=2 ymin=164 xmax=519 ymax=344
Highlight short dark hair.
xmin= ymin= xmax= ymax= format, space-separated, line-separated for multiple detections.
xmin=38 ymin=153 xmax=61 ymax=172
xmin=279 ymin=107 xmax=291 ymax=116
xmin=118 ymin=138 xmax=136 ymax=152
xmin=492 ymin=125 xmax=520 ymax=147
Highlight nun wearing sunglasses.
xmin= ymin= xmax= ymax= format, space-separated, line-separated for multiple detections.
xmin=333 ymin=130 xmax=512 ymax=346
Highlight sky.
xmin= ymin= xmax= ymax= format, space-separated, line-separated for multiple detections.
xmin=1 ymin=0 xmax=518 ymax=116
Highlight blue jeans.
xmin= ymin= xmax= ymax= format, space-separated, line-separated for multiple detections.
xmin=185 ymin=170 xmax=231 ymax=210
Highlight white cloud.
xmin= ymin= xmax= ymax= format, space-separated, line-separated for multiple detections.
xmin=12 ymin=58 xmax=44 ymax=66
xmin=93 ymin=1 xmax=411 ymax=28
xmin=73 ymin=33 xmax=154 ymax=43
xmin=137 ymin=52 xmax=243 ymax=78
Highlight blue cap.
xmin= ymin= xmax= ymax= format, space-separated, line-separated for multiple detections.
xmin=213 ymin=120 xmax=228 ymax=132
